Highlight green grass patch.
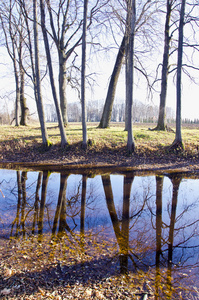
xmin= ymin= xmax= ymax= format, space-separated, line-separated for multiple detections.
xmin=0 ymin=122 xmax=199 ymax=158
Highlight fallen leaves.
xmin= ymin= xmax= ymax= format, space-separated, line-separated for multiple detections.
xmin=3 ymin=267 xmax=13 ymax=278
xmin=0 ymin=123 xmax=199 ymax=173
xmin=0 ymin=288 xmax=11 ymax=295
xmin=0 ymin=232 xmax=196 ymax=300
xmin=0 ymin=234 xmax=151 ymax=299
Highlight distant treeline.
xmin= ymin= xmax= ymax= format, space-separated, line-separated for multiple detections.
xmin=44 ymin=99 xmax=176 ymax=124
xmin=0 ymin=102 xmax=197 ymax=125
xmin=182 ymin=119 xmax=199 ymax=124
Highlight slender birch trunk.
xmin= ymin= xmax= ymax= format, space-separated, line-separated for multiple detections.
xmin=171 ymin=0 xmax=185 ymax=150
xmin=33 ymin=0 xmax=49 ymax=147
xmin=59 ymin=51 xmax=68 ymax=126
xmin=81 ymin=0 xmax=88 ymax=148
xmin=125 ymin=0 xmax=136 ymax=154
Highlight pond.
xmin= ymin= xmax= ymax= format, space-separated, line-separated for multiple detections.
xmin=0 ymin=168 xmax=199 ymax=299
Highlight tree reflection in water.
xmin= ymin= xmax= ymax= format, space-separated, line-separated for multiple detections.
xmin=1 ymin=169 xmax=199 ymax=298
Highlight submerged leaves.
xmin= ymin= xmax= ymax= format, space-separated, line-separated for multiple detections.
xmin=0 ymin=232 xmax=197 ymax=299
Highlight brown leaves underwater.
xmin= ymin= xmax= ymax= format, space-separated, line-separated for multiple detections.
xmin=0 ymin=232 xmax=198 ymax=300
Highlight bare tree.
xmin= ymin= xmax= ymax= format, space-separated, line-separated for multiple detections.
xmin=33 ymin=0 xmax=50 ymax=147
xmin=40 ymin=0 xmax=68 ymax=147
xmin=18 ymin=28 xmax=29 ymax=126
xmin=17 ymin=0 xmax=50 ymax=146
xmin=98 ymin=0 xmax=160 ymax=129
xmin=152 ymin=0 xmax=174 ymax=131
xmin=125 ymin=0 xmax=136 ymax=154
xmin=98 ymin=36 xmax=126 ymax=129
xmin=170 ymin=0 xmax=186 ymax=151
xmin=32 ymin=0 xmax=50 ymax=147
xmin=45 ymin=0 xmax=83 ymax=126
xmin=0 ymin=0 xmax=27 ymax=126
xmin=81 ymin=0 xmax=88 ymax=148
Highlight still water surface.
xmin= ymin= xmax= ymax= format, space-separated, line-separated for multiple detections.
xmin=1 ymin=168 xmax=199 ymax=298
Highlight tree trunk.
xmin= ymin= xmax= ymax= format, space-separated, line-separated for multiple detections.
xmin=98 ymin=36 xmax=125 ymax=129
xmin=155 ymin=0 xmax=172 ymax=131
xmin=33 ymin=0 xmax=49 ymax=147
xmin=15 ymin=74 xmax=20 ymax=127
xmin=19 ymin=69 xmax=28 ymax=126
xmin=81 ymin=0 xmax=88 ymax=148
xmin=170 ymin=0 xmax=185 ymax=150
xmin=40 ymin=0 xmax=68 ymax=147
xmin=125 ymin=0 xmax=136 ymax=154
xmin=12 ymin=38 xmax=20 ymax=126
xmin=59 ymin=52 xmax=68 ymax=126
xmin=175 ymin=0 xmax=185 ymax=143
xmin=18 ymin=31 xmax=26 ymax=126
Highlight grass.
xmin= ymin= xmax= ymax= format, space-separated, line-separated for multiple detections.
xmin=0 ymin=122 xmax=199 ymax=163
xmin=0 ymin=121 xmax=198 ymax=146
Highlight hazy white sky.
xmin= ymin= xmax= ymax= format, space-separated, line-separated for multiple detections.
xmin=0 ymin=44 xmax=198 ymax=121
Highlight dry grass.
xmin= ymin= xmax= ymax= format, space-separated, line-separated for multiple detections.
xmin=1 ymin=122 xmax=199 ymax=148
xmin=0 ymin=122 xmax=199 ymax=171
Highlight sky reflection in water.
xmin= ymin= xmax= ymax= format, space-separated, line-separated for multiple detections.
xmin=1 ymin=168 xmax=199 ymax=298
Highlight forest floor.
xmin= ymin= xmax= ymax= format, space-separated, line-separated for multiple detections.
xmin=0 ymin=122 xmax=199 ymax=173
xmin=0 ymin=122 xmax=199 ymax=299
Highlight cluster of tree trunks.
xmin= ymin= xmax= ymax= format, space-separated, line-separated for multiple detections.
xmin=0 ymin=0 xmax=188 ymax=152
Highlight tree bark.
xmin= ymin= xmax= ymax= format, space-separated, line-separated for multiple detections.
xmin=155 ymin=0 xmax=172 ymax=131
xmin=125 ymin=0 xmax=136 ymax=154
xmin=19 ymin=68 xmax=28 ymax=126
xmin=170 ymin=0 xmax=185 ymax=150
xmin=33 ymin=0 xmax=49 ymax=147
xmin=175 ymin=0 xmax=185 ymax=143
xmin=15 ymin=69 xmax=20 ymax=127
xmin=81 ymin=0 xmax=88 ymax=148
xmin=98 ymin=36 xmax=125 ymax=129
xmin=59 ymin=51 xmax=68 ymax=126
xmin=40 ymin=0 xmax=68 ymax=147
xmin=46 ymin=0 xmax=82 ymax=129
xmin=17 ymin=25 xmax=28 ymax=126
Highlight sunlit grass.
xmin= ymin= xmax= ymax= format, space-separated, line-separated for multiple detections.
xmin=0 ymin=122 xmax=199 ymax=156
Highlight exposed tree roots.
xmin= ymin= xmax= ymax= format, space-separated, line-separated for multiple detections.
xmin=148 ymin=125 xmax=174 ymax=132
xmin=167 ymin=140 xmax=184 ymax=153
